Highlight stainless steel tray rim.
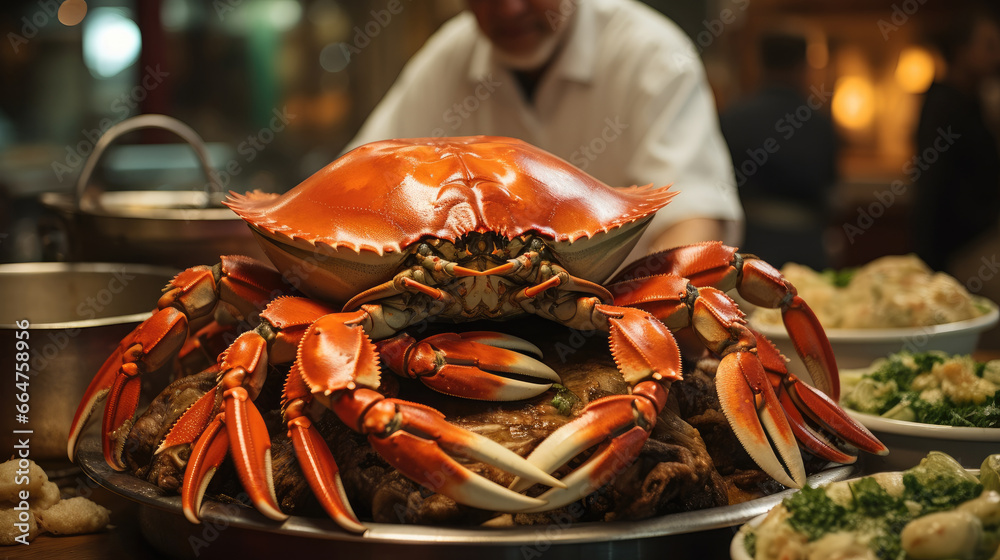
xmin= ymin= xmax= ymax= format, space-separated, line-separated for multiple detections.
xmin=78 ymin=435 xmax=857 ymax=547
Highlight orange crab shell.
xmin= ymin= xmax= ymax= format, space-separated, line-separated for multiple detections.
xmin=225 ymin=136 xmax=676 ymax=305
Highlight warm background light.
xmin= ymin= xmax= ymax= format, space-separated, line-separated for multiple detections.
xmin=806 ymin=33 xmax=829 ymax=69
xmin=58 ymin=0 xmax=87 ymax=27
xmin=895 ymin=47 xmax=936 ymax=94
xmin=832 ymin=76 xmax=875 ymax=130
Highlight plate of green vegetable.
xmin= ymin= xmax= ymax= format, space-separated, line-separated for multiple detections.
xmin=839 ymin=351 xmax=1000 ymax=470
xmin=731 ymin=451 xmax=1000 ymax=560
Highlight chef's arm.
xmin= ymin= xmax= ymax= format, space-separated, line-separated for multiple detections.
xmin=646 ymin=217 xmax=727 ymax=253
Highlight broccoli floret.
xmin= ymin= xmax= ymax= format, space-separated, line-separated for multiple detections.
xmin=850 ymin=477 xmax=904 ymax=517
xmin=902 ymin=451 xmax=983 ymax=514
xmin=867 ymin=353 xmax=923 ymax=387
xmin=765 ymin=453 xmax=991 ymax=560
xmin=743 ymin=531 xmax=757 ymax=557
xmin=842 ymin=378 xmax=900 ymax=415
xmin=902 ymin=474 xmax=982 ymax=514
xmin=910 ymin=391 xmax=1000 ymax=427
xmin=548 ymin=384 xmax=580 ymax=416
xmin=842 ymin=352 xmax=1000 ymax=428
xmin=820 ymin=267 xmax=857 ymax=287
xmin=911 ymin=352 xmax=947 ymax=374
xmin=784 ymin=484 xmax=848 ymax=540
xmin=846 ymin=478 xmax=911 ymax=560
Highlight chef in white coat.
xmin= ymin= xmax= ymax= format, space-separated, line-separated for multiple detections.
xmin=347 ymin=0 xmax=744 ymax=267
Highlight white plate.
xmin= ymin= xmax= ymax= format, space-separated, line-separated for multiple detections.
xmin=838 ymin=368 xmax=1000 ymax=470
xmin=845 ymin=409 xmax=1000 ymax=441
xmin=844 ymin=409 xmax=1000 ymax=471
xmin=750 ymin=297 xmax=999 ymax=374
xmin=730 ymin=514 xmax=764 ymax=560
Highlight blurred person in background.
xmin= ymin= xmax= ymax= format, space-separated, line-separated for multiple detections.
xmin=346 ymin=0 xmax=743 ymax=270
xmin=719 ymin=32 xmax=838 ymax=271
xmin=912 ymin=6 xmax=1000 ymax=272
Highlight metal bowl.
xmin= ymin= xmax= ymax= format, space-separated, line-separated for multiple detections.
xmin=39 ymin=114 xmax=266 ymax=269
xmin=0 ymin=262 xmax=178 ymax=469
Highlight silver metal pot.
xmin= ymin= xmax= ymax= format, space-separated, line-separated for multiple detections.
xmin=40 ymin=114 xmax=267 ymax=269
xmin=0 ymin=262 xmax=178 ymax=471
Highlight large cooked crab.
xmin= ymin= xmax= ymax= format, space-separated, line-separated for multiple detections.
xmin=67 ymin=136 xmax=885 ymax=533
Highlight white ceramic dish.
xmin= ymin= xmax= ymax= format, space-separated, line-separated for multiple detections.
xmin=749 ymin=297 xmax=999 ymax=379
xmin=843 ymin=409 xmax=1000 ymax=471
xmin=730 ymin=513 xmax=764 ymax=560
xmin=730 ymin=468 xmax=986 ymax=560
xmin=837 ymin=366 xmax=1000 ymax=471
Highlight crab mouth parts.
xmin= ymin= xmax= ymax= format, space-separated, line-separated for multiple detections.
xmin=427 ymin=232 xmax=538 ymax=271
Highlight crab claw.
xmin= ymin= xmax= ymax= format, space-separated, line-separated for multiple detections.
xmin=380 ymin=331 xmax=560 ymax=401
xmin=509 ymin=389 xmax=659 ymax=503
xmin=520 ymin=427 xmax=649 ymax=512
xmin=777 ymin=294 xmax=838 ymax=399
xmin=182 ymin=387 xmax=286 ymax=523
xmin=287 ymin=415 xmax=366 ymax=533
xmin=182 ymin=415 xmax=230 ymax=523
xmin=355 ymin=393 xmax=565 ymax=512
xmin=224 ymin=386 xmax=286 ymax=520
xmin=68 ymin=307 xmax=188 ymax=468
xmin=752 ymin=331 xmax=887 ymax=463
xmin=716 ymin=350 xmax=805 ymax=488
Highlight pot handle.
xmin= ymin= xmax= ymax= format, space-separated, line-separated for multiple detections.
xmin=74 ymin=114 xmax=221 ymax=208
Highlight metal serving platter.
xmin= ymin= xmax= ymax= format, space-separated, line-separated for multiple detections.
xmin=78 ymin=436 xmax=858 ymax=559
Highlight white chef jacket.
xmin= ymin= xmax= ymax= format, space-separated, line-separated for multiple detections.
xmin=347 ymin=0 xmax=743 ymax=266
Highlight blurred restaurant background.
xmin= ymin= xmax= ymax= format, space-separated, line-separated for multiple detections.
xmin=0 ymin=0 xmax=998 ymax=282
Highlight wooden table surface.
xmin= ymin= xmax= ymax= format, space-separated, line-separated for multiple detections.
xmin=9 ymin=484 xmax=168 ymax=560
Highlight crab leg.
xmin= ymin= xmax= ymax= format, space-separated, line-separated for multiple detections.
xmin=68 ymin=256 xmax=289 ymax=468
xmin=289 ymin=313 xmax=564 ymax=525
xmin=528 ymin=272 xmax=809 ymax=491
xmin=377 ymin=331 xmax=560 ymax=401
xmin=67 ymin=307 xmax=188 ymax=469
xmin=181 ymin=414 xmax=230 ymax=523
xmin=179 ymin=330 xmax=287 ymax=523
xmin=283 ymin=371 xmax=365 ymax=533
xmin=612 ymin=242 xmax=839 ymax=399
xmin=610 ymin=268 xmax=885 ymax=460
xmin=175 ymin=297 xmax=341 ymax=525
xmin=611 ymin=270 xmax=887 ymax=481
